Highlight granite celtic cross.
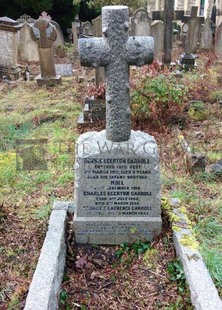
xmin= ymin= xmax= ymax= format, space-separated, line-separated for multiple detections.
xmin=79 ymin=6 xmax=154 ymax=142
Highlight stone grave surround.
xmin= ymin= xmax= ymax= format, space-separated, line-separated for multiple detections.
xmin=74 ymin=5 xmax=162 ymax=245
xmin=0 ymin=17 xmax=22 ymax=80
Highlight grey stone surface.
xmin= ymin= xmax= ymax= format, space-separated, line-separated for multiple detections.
xmin=152 ymin=5 xmax=184 ymax=64
xmin=200 ymin=18 xmax=213 ymax=50
xmin=31 ymin=18 xmax=61 ymax=86
xmin=74 ymin=130 xmax=162 ymax=244
xmin=185 ymin=6 xmax=204 ymax=54
xmin=151 ymin=21 xmax=164 ymax=60
xmin=55 ymin=64 xmax=73 ymax=76
xmin=53 ymin=200 xmax=75 ymax=212
xmin=205 ymin=160 xmax=222 ymax=174
xmin=24 ymin=203 xmax=67 ymax=310
xmin=78 ymin=5 xmax=154 ymax=142
xmin=35 ymin=74 xmax=61 ymax=87
xmin=72 ymin=16 xmax=80 ymax=57
xmin=0 ymin=17 xmax=21 ymax=80
xmin=173 ymin=208 xmax=222 ymax=310
xmin=215 ymin=22 xmax=222 ymax=58
xmin=18 ymin=22 xmax=39 ymax=62
xmin=81 ymin=21 xmax=94 ymax=37
xmin=131 ymin=8 xmax=152 ymax=36
xmin=51 ymin=20 xmax=65 ymax=46
xmin=78 ymin=99 xmax=106 ymax=124
xmin=92 ymin=15 xmax=105 ymax=86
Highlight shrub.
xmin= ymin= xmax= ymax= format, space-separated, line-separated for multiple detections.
xmin=131 ymin=75 xmax=188 ymax=129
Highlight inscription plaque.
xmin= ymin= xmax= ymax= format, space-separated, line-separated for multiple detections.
xmin=74 ymin=130 xmax=162 ymax=244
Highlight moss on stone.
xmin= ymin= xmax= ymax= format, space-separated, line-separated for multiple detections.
xmin=143 ymin=249 xmax=158 ymax=268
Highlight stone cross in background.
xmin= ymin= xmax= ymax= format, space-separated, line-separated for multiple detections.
xmin=180 ymin=6 xmax=204 ymax=69
xmin=31 ymin=18 xmax=61 ymax=86
xmin=79 ymin=5 xmax=154 ymax=142
xmin=184 ymin=6 xmax=204 ymax=54
xmin=152 ymin=0 xmax=184 ymax=64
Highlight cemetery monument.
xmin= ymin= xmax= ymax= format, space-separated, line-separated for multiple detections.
xmin=31 ymin=17 xmax=61 ymax=86
xmin=74 ymin=6 xmax=162 ymax=244
xmin=0 ymin=17 xmax=22 ymax=80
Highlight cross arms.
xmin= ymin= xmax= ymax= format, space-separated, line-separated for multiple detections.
xmin=126 ymin=37 xmax=154 ymax=66
xmin=78 ymin=38 xmax=109 ymax=67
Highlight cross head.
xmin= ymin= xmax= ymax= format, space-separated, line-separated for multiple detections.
xmin=78 ymin=6 xmax=154 ymax=142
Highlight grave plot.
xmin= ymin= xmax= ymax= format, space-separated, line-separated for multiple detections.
xmin=0 ymin=5 xmax=222 ymax=310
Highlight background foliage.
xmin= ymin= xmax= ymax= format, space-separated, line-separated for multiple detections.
xmin=0 ymin=0 xmax=79 ymax=34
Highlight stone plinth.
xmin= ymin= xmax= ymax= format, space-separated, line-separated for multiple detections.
xmin=0 ymin=17 xmax=22 ymax=80
xmin=35 ymin=74 xmax=61 ymax=87
xmin=74 ymin=130 xmax=162 ymax=244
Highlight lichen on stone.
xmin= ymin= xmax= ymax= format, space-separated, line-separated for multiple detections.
xmin=179 ymin=234 xmax=199 ymax=250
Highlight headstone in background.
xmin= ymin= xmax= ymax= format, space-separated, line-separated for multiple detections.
xmin=131 ymin=8 xmax=152 ymax=36
xmin=17 ymin=14 xmax=39 ymax=62
xmin=31 ymin=18 xmax=61 ymax=86
xmin=0 ymin=17 xmax=22 ymax=80
xmin=92 ymin=15 xmax=105 ymax=86
xmin=200 ymin=18 xmax=213 ymax=50
xmin=72 ymin=17 xmax=80 ymax=57
xmin=55 ymin=64 xmax=73 ymax=76
xmin=180 ymin=6 xmax=204 ymax=69
xmin=152 ymin=4 xmax=185 ymax=64
xmin=77 ymin=98 xmax=106 ymax=125
xmin=39 ymin=12 xmax=64 ymax=46
xmin=182 ymin=22 xmax=189 ymax=48
xmin=215 ymin=22 xmax=222 ymax=58
xmin=50 ymin=20 xmax=65 ymax=46
xmin=75 ymin=6 xmax=161 ymax=245
xmin=16 ymin=13 xmax=35 ymax=23
xmin=151 ymin=21 xmax=164 ymax=60
xmin=80 ymin=21 xmax=93 ymax=38
xmin=18 ymin=22 xmax=39 ymax=62
xmin=184 ymin=6 xmax=204 ymax=54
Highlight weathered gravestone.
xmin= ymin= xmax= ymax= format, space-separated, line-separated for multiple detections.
xmin=131 ymin=8 xmax=152 ymax=36
xmin=50 ymin=20 xmax=65 ymax=46
xmin=200 ymin=18 xmax=213 ymax=50
xmin=74 ymin=6 xmax=162 ymax=244
xmin=55 ymin=64 xmax=73 ymax=76
xmin=151 ymin=21 xmax=164 ymax=60
xmin=72 ymin=16 xmax=80 ymax=57
xmin=215 ymin=22 xmax=222 ymax=58
xmin=180 ymin=6 xmax=204 ymax=69
xmin=18 ymin=22 xmax=39 ymax=62
xmin=152 ymin=1 xmax=184 ymax=64
xmin=184 ymin=7 xmax=204 ymax=54
xmin=0 ymin=17 xmax=22 ymax=80
xmin=31 ymin=18 xmax=61 ymax=86
xmin=80 ymin=21 xmax=94 ymax=38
